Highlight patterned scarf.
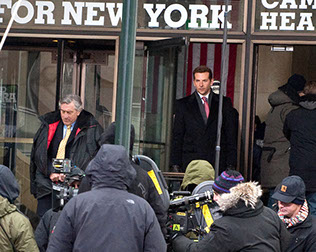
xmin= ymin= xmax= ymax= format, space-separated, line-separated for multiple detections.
xmin=278 ymin=200 xmax=309 ymax=228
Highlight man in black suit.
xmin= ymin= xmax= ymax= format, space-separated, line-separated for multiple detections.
xmin=170 ymin=65 xmax=237 ymax=173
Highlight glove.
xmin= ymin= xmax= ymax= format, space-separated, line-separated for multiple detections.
xmin=167 ymin=212 xmax=185 ymax=243
xmin=171 ymin=222 xmax=182 ymax=239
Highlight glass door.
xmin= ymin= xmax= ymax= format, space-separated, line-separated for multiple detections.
xmin=0 ymin=39 xmax=117 ymax=216
xmin=132 ymin=38 xmax=186 ymax=172
xmin=0 ymin=48 xmax=57 ymax=213
xmin=62 ymin=44 xmax=117 ymax=129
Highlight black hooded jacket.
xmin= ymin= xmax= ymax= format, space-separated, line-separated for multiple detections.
xmin=78 ymin=122 xmax=167 ymax=235
xmin=283 ymin=94 xmax=316 ymax=192
xmin=30 ymin=109 xmax=103 ymax=199
xmin=47 ymin=145 xmax=166 ymax=252
xmin=286 ymin=213 xmax=316 ymax=252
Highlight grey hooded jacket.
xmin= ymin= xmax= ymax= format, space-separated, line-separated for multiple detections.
xmin=261 ymin=89 xmax=299 ymax=188
xmin=47 ymin=144 xmax=166 ymax=252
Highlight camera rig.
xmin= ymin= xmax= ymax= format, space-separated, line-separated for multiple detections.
xmin=52 ymin=159 xmax=85 ymax=211
xmin=167 ymin=190 xmax=222 ymax=245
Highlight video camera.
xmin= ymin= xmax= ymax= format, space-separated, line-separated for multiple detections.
xmin=52 ymin=158 xmax=72 ymax=174
xmin=52 ymin=159 xmax=85 ymax=211
xmin=166 ymin=190 xmax=222 ymax=245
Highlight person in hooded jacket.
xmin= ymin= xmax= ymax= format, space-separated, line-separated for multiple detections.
xmin=180 ymin=160 xmax=215 ymax=192
xmin=47 ymin=144 xmax=166 ymax=252
xmin=0 ymin=165 xmax=39 ymax=252
xmin=172 ymin=170 xmax=291 ymax=252
xmin=283 ymin=81 xmax=316 ymax=216
xmin=78 ymin=122 xmax=168 ymax=235
xmin=30 ymin=94 xmax=103 ymax=217
xmin=261 ymin=74 xmax=306 ymax=208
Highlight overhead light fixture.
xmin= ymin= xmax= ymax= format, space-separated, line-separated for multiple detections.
xmin=271 ymin=45 xmax=294 ymax=52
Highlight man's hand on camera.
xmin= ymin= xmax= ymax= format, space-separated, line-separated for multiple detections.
xmin=50 ymin=173 xmax=65 ymax=182
xmin=170 ymin=223 xmax=182 ymax=240
xmin=59 ymin=174 xmax=66 ymax=182
xmin=166 ymin=214 xmax=183 ymax=242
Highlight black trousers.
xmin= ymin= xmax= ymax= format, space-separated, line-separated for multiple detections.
xmin=36 ymin=194 xmax=52 ymax=218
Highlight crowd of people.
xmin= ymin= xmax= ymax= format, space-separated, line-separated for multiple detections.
xmin=1 ymin=66 xmax=315 ymax=251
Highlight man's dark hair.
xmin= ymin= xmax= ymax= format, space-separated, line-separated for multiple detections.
xmin=193 ymin=65 xmax=213 ymax=81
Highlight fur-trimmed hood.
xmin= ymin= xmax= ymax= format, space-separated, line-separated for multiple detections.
xmin=216 ymin=182 xmax=262 ymax=212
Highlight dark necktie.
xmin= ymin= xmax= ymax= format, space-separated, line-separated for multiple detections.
xmin=202 ymin=97 xmax=210 ymax=118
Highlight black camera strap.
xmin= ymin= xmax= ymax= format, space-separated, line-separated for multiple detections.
xmin=0 ymin=218 xmax=17 ymax=252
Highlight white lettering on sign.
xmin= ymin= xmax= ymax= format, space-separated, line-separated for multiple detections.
xmin=164 ymin=4 xmax=188 ymax=28
xmin=297 ymin=13 xmax=314 ymax=30
xmin=144 ymin=3 xmax=232 ymax=29
xmin=210 ymin=5 xmax=232 ymax=29
xmin=35 ymin=1 xmax=55 ymax=25
xmin=279 ymin=0 xmax=298 ymax=9
xmin=62 ymin=2 xmax=84 ymax=25
xmin=0 ymin=0 xmax=11 ymax=23
xmin=261 ymin=0 xmax=279 ymax=9
xmin=1 ymin=1 xmax=315 ymax=32
xmin=279 ymin=12 xmax=295 ymax=30
xmin=189 ymin=4 xmax=210 ymax=29
xmin=0 ymin=1 xmax=234 ymax=30
xmin=106 ymin=3 xmax=122 ymax=26
xmin=0 ymin=87 xmax=17 ymax=103
xmin=85 ymin=2 xmax=105 ymax=26
xmin=13 ymin=0 xmax=34 ymax=24
xmin=260 ymin=12 xmax=278 ymax=30
xmin=299 ymin=0 xmax=316 ymax=9
xmin=261 ymin=0 xmax=316 ymax=9
xmin=143 ymin=4 xmax=165 ymax=27
xmin=259 ymin=0 xmax=316 ymax=31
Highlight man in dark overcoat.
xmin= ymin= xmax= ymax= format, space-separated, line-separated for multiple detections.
xmin=170 ymin=65 xmax=237 ymax=173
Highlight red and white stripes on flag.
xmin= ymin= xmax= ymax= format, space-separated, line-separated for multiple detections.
xmin=185 ymin=43 xmax=237 ymax=104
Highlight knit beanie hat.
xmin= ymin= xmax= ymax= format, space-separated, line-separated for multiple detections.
xmin=287 ymin=74 xmax=306 ymax=92
xmin=279 ymin=74 xmax=306 ymax=104
xmin=212 ymin=169 xmax=244 ymax=194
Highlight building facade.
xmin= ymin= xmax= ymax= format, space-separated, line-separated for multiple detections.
xmin=1 ymin=0 xmax=316 ymax=213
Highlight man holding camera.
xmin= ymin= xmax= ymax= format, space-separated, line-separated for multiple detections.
xmin=171 ymin=170 xmax=291 ymax=251
xmin=30 ymin=94 xmax=103 ymax=217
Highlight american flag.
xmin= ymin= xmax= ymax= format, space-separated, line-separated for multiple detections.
xmin=147 ymin=42 xmax=238 ymax=114
xmin=184 ymin=42 xmax=237 ymax=104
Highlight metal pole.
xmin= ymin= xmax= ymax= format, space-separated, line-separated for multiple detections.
xmin=0 ymin=0 xmax=23 ymax=52
xmin=115 ymin=0 xmax=138 ymax=151
xmin=56 ymin=39 xmax=65 ymax=110
xmin=215 ymin=0 xmax=229 ymax=178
